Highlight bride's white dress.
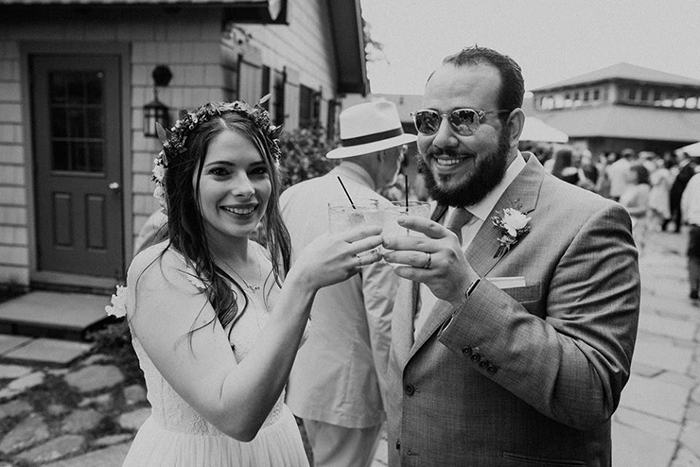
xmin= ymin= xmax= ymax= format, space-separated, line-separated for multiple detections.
xmin=121 ymin=248 xmax=310 ymax=467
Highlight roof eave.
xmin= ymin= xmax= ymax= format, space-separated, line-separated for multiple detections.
xmin=327 ymin=0 xmax=368 ymax=96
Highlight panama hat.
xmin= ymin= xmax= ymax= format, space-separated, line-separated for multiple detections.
xmin=326 ymin=100 xmax=417 ymax=159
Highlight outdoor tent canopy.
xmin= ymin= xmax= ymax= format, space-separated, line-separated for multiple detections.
xmin=520 ymin=116 xmax=569 ymax=143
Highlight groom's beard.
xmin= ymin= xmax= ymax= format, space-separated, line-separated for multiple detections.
xmin=417 ymin=128 xmax=511 ymax=207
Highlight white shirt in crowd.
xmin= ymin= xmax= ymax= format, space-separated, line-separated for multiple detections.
xmin=681 ymin=173 xmax=700 ymax=227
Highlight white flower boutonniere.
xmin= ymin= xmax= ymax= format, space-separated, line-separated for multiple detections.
xmin=105 ymin=285 xmax=128 ymax=318
xmin=491 ymin=207 xmax=532 ymax=259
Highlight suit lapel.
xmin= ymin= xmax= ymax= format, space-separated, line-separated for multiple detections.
xmin=407 ymin=153 xmax=545 ymax=358
xmin=466 ymin=153 xmax=542 ymax=277
xmin=392 ymin=278 xmax=415 ymax=370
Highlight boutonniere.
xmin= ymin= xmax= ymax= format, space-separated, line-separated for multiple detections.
xmin=491 ymin=207 xmax=532 ymax=259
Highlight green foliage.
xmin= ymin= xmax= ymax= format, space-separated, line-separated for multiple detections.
xmin=278 ymin=126 xmax=339 ymax=189
xmin=86 ymin=320 xmax=144 ymax=385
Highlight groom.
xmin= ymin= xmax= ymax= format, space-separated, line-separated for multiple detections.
xmin=380 ymin=45 xmax=640 ymax=466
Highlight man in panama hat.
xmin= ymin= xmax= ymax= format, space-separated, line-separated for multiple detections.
xmin=281 ymin=100 xmax=416 ymax=466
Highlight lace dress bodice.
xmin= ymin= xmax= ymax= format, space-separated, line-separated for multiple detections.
xmin=119 ymin=242 xmax=310 ymax=467
xmin=132 ymin=306 xmax=284 ymax=435
xmin=129 ymin=249 xmax=284 ymax=436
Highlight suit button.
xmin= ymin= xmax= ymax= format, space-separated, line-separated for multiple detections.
xmin=470 ymin=353 xmax=481 ymax=363
xmin=487 ymin=365 xmax=498 ymax=374
xmin=461 ymin=346 xmax=472 ymax=356
xmin=405 ymin=384 xmax=415 ymax=396
xmin=478 ymin=360 xmax=489 ymax=368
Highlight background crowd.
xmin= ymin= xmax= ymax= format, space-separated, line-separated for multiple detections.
xmin=534 ymin=146 xmax=694 ymax=252
xmin=385 ymin=143 xmax=696 ymax=255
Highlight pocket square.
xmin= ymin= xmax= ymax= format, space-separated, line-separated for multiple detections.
xmin=488 ymin=276 xmax=526 ymax=288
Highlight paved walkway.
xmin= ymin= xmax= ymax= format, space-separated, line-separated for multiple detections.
xmin=612 ymin=228 xmax=700 ymax=467
xmin=0 ymin=228 xmax=697 ymax=466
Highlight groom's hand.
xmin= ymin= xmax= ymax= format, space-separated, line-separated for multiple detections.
xmin=381 ymin=216 xmax=478 ymax=305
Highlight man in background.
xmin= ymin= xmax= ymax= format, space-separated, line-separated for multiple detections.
xmin=281 ymin=100 xmax=415 ymax=466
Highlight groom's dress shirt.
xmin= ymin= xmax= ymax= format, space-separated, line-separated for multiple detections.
xmin=414 ymin=153 xmax=525 ymax=339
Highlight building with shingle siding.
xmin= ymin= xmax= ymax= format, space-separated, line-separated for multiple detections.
xmin=0 ymin=0 xmax=367 ymax=292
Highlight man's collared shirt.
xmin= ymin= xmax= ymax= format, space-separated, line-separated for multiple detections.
xmin=414 ymin=152 xmax=527 ymax=340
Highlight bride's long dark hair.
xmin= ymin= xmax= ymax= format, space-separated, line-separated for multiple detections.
xmin=160 ymin=110 xmax=291 ymax=335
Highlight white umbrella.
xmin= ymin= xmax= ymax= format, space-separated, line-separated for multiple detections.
xmin=520 ymin=116 xmax=569 ymax=143
xmin=675 ymin=141 xmax=700 ymax=157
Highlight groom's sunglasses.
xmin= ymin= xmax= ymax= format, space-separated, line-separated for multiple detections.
xmin=411 ymin=108 xmax=512 ymax=136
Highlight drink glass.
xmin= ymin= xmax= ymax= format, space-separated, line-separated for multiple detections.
xmin=328 ymin=199 xmax=384 ymax=267
xmin=382 ymin=201 xmax=432 ymax=237
xmin=380 ymin=201 xmax=432 ymax=264
xmin=328 ymin=199 xmax=384 ymax=234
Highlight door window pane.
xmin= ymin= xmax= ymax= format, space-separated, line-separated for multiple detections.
xmin=87 ymin=108 xmax=103 ymax=138
xmin=51 ymin=107 xmax=67 ymax=137
xmin=49 ymin=71 xmax=106 ymax=173
xmin=52 ymin=141 xmax=69 ymax=170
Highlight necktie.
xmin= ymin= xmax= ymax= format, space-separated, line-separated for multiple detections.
xmin=446 ymin=207 xmax=474 ymax=245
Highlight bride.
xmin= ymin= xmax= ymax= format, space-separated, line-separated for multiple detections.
xmin=108 ymin=100 xmax=382 ymax=466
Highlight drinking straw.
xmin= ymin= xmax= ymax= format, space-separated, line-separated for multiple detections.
xmin=404 ymin=174 xmax=409 ymax=212
xmin=337 ymin=176 xmax=356 ymax=209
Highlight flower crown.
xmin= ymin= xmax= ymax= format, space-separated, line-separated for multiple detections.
xmin=151 ymin=96 xmax=283 ymax=212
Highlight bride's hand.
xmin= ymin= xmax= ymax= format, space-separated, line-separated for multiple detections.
xmin=288 ymin=225 xmax=383 ymax=290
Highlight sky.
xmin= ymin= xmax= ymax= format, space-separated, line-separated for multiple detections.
xmin=359 ymin=0 xmax=700 ymax=97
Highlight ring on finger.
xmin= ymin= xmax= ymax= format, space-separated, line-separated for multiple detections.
xmin=420 ymin=252 xmax=432 ymax=269
xmin=356 ymin=254 xmax=363 ymax=269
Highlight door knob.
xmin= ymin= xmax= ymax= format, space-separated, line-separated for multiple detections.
xmin=109 ymin=182 xmax=120 ymax=191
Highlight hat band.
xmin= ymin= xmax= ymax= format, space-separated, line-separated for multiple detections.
xmin=341 ymin=128 xmax=404 ymax=147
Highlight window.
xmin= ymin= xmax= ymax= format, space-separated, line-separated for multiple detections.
xmin=640 ymin=87 xmax=649 ymax=102
xmin=299 ymin=84 xmax=320 ymax=128
xmin=593 ymin=89 xmax=600 ymax=101
xmin=49 ymin=70 xmax=105 ymax=173
xmin=260 ymin=66 xmax=271 ymax=110
xmin=627 ymin=87 xmax=637 ymax=101
xmin=583 ymin=90 xmax=589 ymax=102
xmin=540 ymin=96 xmax=554 ymax=110
xmin=273 ymin=69 xmax=285 ymax=127
xmin=327 ymin=99 xmax=339 ymax=139
xmin=238 ymin=57 xmax=262 ymax=105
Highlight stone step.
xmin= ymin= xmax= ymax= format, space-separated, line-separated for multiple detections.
xmin=0 ymin=291 xmax=110 ymax=341
xmin=0 ymin=336 xmax=92 ymax=367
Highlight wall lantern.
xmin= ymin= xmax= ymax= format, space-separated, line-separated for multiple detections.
xmin=143 ymin=65 xmax=173 ymax=138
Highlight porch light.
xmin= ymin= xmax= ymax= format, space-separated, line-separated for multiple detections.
xmin=143 ymin=65 xmax=173 ymax=138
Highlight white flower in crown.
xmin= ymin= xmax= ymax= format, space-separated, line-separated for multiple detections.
xmin=491 ymin=206 xmax=531 ymax=259
xmin=105 ymin=285 xmax=128 ymax=318
xmin=152 ymin=157 xmax=165 ymax=184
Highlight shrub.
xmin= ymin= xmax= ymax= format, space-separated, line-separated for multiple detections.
xmin=86 ymin=320 xmax=144 ymax=385
xmin=278 ymin=126 xmax=339 ymax=189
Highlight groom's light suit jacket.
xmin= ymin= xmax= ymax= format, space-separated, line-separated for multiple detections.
xmin=387 ymin=153 xmax=640 ymax=467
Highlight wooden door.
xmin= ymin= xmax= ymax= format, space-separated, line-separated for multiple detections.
xmin=31 ymin=55 xmax=124 ymax=281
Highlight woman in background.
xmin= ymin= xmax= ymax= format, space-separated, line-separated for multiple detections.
xmin=619 ymin=163 xmax=651 ymax=252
